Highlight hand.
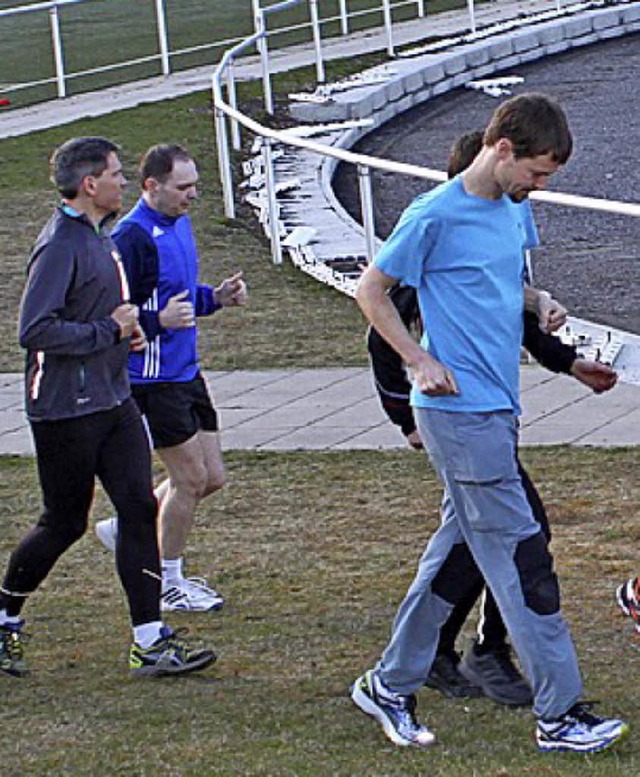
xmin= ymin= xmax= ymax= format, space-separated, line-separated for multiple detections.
xmin=129 ymin=324 xmax=147 ymax=353
xmin=406 ymin=430 xmax=424 ymax=450
xmin=111 ymin=303 xmax=139 ymax=339
xmin=570 ymin=358 xmax=618 ymax=394
xmin=159 ymin=290 xmax=195 ymax=329
xmin=411 ymin=353 xmax=458 ymax=397
xmin=537 ymin=292 xmax=567 ymax=334
xmin=215 ymin=271 xmax=248 ymax=307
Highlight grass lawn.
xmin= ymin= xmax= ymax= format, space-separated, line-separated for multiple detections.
xmin=0 ymin=0 xmax=470 ymax=107
xmin=0 ymin=82 xmax=371 ymax=373
xmin=1 ymin=6 xmax=639 ymax=775
xmin=1 ymin=447 xmax=639 ymax=775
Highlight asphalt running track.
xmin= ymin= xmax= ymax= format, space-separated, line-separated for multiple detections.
xmin=334 ymin=32 xmax=640 ymax=335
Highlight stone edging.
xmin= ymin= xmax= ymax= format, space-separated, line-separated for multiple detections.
xmin=241 ymin=3 xmax=640 ymax=296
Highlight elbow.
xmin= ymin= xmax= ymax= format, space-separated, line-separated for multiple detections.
xmin=19 ymin=324 xmax=38 ymax=350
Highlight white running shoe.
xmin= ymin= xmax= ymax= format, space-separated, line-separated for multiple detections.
xmin=95 ymin=517 xmax=117 ymax=552
xmin=161 ymin=577 xmax=225 ymax=612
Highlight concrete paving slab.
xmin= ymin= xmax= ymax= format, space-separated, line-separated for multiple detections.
xmin=578 ymin=407 xmax=640 ymax=446
xmin=0 ymin=430 xmax=33 ymax=457
xmin=258 ymin=425 xmax=358 ymax=451
xmin=520 ymin=376 xmax=593 ymax=422
xmin=332 ymin=424 xmax=408 ymax=450
xmin=0 ymin=365 xmax=638 ymax=454
xmin=220 ymin=426 xmax=286 ymax=451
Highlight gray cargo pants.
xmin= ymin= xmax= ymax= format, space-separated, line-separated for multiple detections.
xmin=376 ymin=408 xmax=582 ymax=720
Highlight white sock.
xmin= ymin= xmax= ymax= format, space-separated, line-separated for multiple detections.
xmin=162 ymin=557 xmax=183 ymax=583
xmin=133 ymin=621 xmax=164 ymax=648
xmin=0 ymin=609 xmax=22 ymax=628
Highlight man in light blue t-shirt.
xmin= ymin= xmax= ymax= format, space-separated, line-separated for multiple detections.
xmin=350 ymin=93 xmax=628 ymax=754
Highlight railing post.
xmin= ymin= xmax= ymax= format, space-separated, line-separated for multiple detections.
xmin=226 ymin=62 xmax=242 ymax=151
xmin=214 ymin=105 xmax=235 ymax=219
xmin=262 ymin=138 xmax=283 ymax=265
xmin=49 ymin=4 xmax=66 ymax=98
xmin=308 ymin=0 xmax=325 ymax=85
xmin=357 ymin=164 xmax=377 ymax=263
xmin=416 ymin=0 xmax=425 ymax=18
xmin=467 ymin=0 xmax=477 ymax=34
xmin=339 ymin=0 xmax=349 ymax=35
xmin=382 ymin=0 xmax=394 ymax=58
xmin=154 ymin=0 xmax=171 ymax=76
xmin=253 ymin=1 xmax=274 ymax=115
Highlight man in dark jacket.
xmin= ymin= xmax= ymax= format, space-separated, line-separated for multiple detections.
xmin=0 ymin=137 xmax=215 ymax=678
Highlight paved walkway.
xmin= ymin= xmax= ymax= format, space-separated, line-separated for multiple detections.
xmin=0 ymin=0 xmax=637 ymax=453
xmin=1 ymin=366 xmax=638 ymax=455
xmin=0 ymin=0 xmax=582 ymax=140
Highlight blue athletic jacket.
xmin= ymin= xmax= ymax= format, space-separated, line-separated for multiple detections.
xmin=112 ymin=198 xmax=220 ymax=384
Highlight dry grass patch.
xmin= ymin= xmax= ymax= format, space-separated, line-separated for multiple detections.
xmin=1 ymin=447 xmax=639 ymax=775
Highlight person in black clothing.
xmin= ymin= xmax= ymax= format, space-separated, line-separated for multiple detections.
xmin=0 ymin=137 xmax=215 ymax=678
xmin=367 ymin=131 xmax=618 ymax=705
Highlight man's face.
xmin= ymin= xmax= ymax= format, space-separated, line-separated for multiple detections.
xmin=148 ymin=158 xmax=198 ymax=217
xmin=496 ymin=144 xmax=560 ymax=202
xmin=89 ymin=152 xmax=127 ymax=214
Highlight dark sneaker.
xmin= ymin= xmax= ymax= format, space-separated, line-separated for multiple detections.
xmin=459 ymin=644 xmax=532 ymax=707
xmin=0 ymin=620 xmax=28 ymax=677
xmin=425 ymin=652 xmax=483 ymax=699
xmin=616 ymin=577 xmax=640 ymax=633
xmin=537 ymin=702 xmax=629 ymax=753
xmin=351 ymin=669 xmax=436 ymax=747
xmin=129 ymin=626 xmax=216 ymax=677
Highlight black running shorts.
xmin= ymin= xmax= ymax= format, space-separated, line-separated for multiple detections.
xmin=132 ymin=373 xmax=218 ymax=449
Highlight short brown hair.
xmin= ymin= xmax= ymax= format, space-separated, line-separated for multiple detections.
xmin=483 ymin=93 xmax=572 ymax=164
xmin=139 ymin=144 xmax=193 ymax=186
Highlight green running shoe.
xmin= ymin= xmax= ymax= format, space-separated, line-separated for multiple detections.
xmin=130 ymin=626 xmax=216 ymax=677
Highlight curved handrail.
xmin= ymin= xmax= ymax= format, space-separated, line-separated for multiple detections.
xmin=211 ymin=0 xmax=640 ymax=268
xmin=212 ymin=62 xmax=640 ymax=217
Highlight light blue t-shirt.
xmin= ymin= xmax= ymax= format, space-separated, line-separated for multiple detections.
xmin=374 ymin=176 xmax=539 ymax=415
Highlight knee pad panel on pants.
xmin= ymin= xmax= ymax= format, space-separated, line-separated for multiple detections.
xmin=515 ymin=532 xmax=560 ymax=616
xmin=432 ymin=542 xmax=482 ymax=605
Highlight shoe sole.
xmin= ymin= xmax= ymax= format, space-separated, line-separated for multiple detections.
xmin=161 ymin=600 xmax=224 ymax=612
xmin=0 ymin=665 xmax=29 ymax=678
xmin=130 ymin=650 xmax=216 ymax=678
xmin=351 ymin=680 xmax=436 ymax=748
xmin=537 ymin=723 xmax=630 ymax=754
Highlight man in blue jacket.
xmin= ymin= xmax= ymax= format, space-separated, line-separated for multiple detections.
xmin=0 ymin=137 xmax=215 ymax=678
xmin=95 ymin=144 xmax=247 ymax=612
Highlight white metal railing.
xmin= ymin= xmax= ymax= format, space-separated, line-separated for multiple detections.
xmin=212 ymin=0 xmax=640 ymax=268
xmin=0 ymin=0 xmax=427 ymax=101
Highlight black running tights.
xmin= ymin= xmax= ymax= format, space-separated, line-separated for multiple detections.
xmin=0 ymin=399 xmax=161 ymax=626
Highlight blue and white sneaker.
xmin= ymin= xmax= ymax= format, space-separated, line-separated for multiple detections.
xmin=536 ymin=702 xmax=629 ymax=753
xmin=351 ymin=669 xmax=436 ymax=747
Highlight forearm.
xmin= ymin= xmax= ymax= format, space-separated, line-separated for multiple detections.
xmin=19 ymin=316 xmax=120 ymax=355
xmin=357 ymin=267 xmax=426 ymax=370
